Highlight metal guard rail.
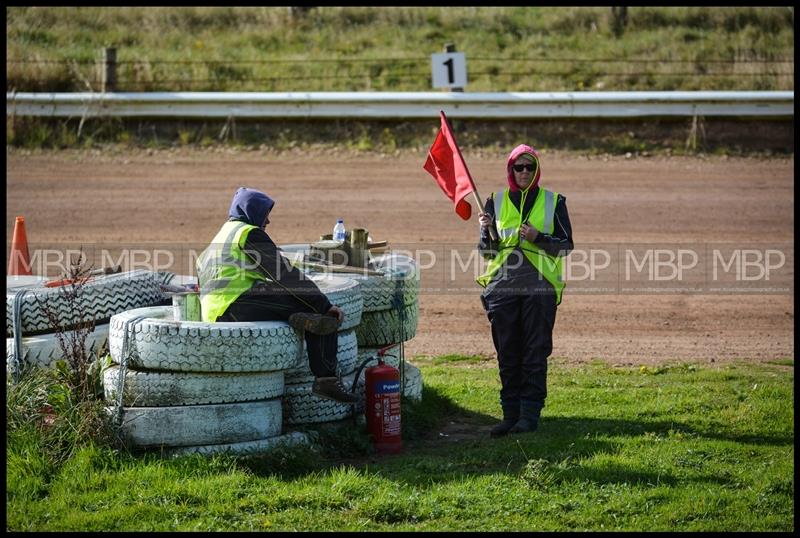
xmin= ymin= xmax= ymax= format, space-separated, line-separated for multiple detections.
xmin=6 ymin=91 xmax=794 ymax=119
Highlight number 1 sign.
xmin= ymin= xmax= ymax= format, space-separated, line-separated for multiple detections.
xmin=431 ymin=52 xmax=467 ymax=89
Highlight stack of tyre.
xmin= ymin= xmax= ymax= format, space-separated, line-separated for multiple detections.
xmin=353 ymin=253 xmax=423 ymax=406
xmin=6 ymin=270 xmax=168 ymax=378
xmin=103 ymin=274 xmax=363 ymax=455
xmin=279 ymin=246 xmax=423 ymax=406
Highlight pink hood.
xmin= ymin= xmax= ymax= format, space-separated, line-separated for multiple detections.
xmin=506 ymin=143 xmax=542 ymax=192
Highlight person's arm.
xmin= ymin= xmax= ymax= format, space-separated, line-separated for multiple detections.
xmin=478 ymin=196 xmax=499 ymax=259
xmin=242 ymin=229 xmax=333 ymax=314
xmin=532 ymin=195 xmax=574 ymax=258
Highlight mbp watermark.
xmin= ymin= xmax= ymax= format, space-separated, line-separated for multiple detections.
xmin=625 ymin=248 xmax=699 ymax=281
xmin=9 ymin=241 xmax=792 ymax=296
xmin=564 ymin=248 xmax=612 ymax=281
xmin=6 ymin=244 xmax=206 ymax=278
xmin=100 ymin=249 xmax=176 ymax=274
xmin=388 ymin=241 xmax=792 ymax=296
xmin=711 ymin=248 xmax=786 ymax=281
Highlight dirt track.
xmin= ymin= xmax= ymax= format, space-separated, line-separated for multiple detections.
xmin=6 ymin=148 xmax=794 ymax=366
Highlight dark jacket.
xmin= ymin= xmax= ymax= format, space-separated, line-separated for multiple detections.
xmin=228 ymin=187 xmax=332 ymax=314
xmin=478 ymin=186 xmax=574 ymax=294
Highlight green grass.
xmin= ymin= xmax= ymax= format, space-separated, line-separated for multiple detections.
xmin=6 ymin=7 xmax=794 ymax=93
xmin=6 ymin=7 xmax=794 ymax=153
xmin=6 ymin=358 xmax=793 ymax=531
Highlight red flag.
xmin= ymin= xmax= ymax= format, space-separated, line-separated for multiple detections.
xmin=423 ymin=110 xmax=476 ymax=220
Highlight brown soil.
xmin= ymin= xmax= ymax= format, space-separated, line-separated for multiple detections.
xmin=6 ymin=147 xmax=794 ymax=367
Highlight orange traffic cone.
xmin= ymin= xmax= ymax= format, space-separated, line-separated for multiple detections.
xmin=8 ymin=216 xmax=32 ymax=276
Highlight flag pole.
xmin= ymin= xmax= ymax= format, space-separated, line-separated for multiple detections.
xmin=470 ymin=187 xmax=497 ymax=241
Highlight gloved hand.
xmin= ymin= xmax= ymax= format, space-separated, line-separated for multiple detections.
xmin=326 ymin=305 xmax=344 ymax=324
xmin=519 ymin=223 xmax=539 ymax=243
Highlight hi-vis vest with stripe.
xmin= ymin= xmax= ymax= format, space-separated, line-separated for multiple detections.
xmin=476 ymin=187 xmax=565 ymax=304
xmin=196 ymin=220 xmax=271 ymax=322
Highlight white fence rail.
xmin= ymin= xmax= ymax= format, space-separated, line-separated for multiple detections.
xmin=6 ymin=91 xmax=793 ymax=119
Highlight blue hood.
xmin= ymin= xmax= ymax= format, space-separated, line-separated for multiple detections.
xmin=228 ymin=187 xmax=275 ymax=227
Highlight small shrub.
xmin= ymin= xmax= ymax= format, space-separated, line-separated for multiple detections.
xmin=379 ymin=127 xmax=397 ymax=152
xmin=32 ymin=252 xmax=100 ymax=401
xmin=520 ymin=458 xmax=558 ymax=490
xmin=8 ymin=250 xmax=122 ymax=472
xmin=6 ymin=367 xmax=118 ymax=467
xmin=178 ymin=129 xmax=193 ymax=145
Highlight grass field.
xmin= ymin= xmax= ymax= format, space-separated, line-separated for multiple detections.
xmin=6 ymin=358 xmax=794 ymax=531
xmin=6 ymin=7 xmax=794 ymax=93
xmin=6 ymin=7 xmax=793 ymax=152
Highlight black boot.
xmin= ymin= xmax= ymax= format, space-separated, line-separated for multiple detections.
xmin=508 ymin=400 xmax=543 ymax=434
xmin=490 ymin=401 xmax=520 ymax=438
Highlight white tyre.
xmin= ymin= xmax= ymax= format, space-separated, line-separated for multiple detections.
xmin=154 ymin=271 xmax=177 ymax=285
xmin=6 ymin=323 xmax=109 ymax=374
xmin=6 ymin=270 xmax=166 ymax=337
xmin=109 ymin=306 xmax=301 ymax=373
xmin=109 ymin=274 xmax=362 ymax=373
xmin=113 ymin=398 xmax=282 ymax=448
xmin=279 ymin=246 xmax=418 ymax=313
xmin=355 ymin=302 xmax=419 ymax=347
xmin=338 ymin=273 xmax=418 ymax=313
xmin=163 ymin=431 xmax=313 ymax=457
xmin=369 ymin=253 xmax=418 ymax=280
xmin=103 ymin=366 xmax=284 ymax=407
xmin=284 ymin=329 xmax=358 ymax=384
xmin=400 ymin=362 xmax=423 ymax=402
xmin=283 ymin=372 xmax=360 ymax=425
xmin=277 ymin=247 xmax=417 ymax=277
xmin=7 ymin=276 xmax=48 ymax=290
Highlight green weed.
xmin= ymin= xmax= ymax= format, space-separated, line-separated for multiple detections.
xmin=6 ymin=360 xmax=794 ymax=531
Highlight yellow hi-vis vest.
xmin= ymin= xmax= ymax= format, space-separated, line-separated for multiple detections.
xmin=196 ymin=220 xmax=271 ymax=322
xmin=476 ymin=187 xmax=565 ymax=305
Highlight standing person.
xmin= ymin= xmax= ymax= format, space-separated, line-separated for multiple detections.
xmin=196 ymin=186 xmax=358 ymax=404
xmin=476 ymin=144 xmax=573 ymax=437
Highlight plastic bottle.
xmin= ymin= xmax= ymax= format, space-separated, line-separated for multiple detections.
xmin=333 ymin=219 xmax=346 ymax=243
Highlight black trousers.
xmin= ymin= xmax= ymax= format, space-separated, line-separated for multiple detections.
xmin=481 ymin=286 xmax=557 ymax=406
xmin=218 ymin=283 xmax=337 ymax=378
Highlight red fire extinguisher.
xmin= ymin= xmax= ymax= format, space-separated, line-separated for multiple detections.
xmin=364 ymin=347 xmax=403 ymax=454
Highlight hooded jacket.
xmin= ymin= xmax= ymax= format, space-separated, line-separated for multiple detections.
xmin=229 ymin=187 xmax=275 ymax=226
xmin=478 ymin=145 xmax=574 ymax=291
xmin=227 ymin=187 xmax=332 ymax=315
xmin=505 ymin=144 xmax=542 ymax=193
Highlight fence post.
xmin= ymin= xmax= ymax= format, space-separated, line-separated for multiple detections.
xmin=611 ymin=7 xmax=628 ymax=37
xmin=101 ymin=47 xmax=117 ymax=92
xmin=443 ymin=43 xmax=463 ymax=92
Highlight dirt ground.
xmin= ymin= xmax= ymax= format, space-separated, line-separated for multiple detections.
xmin=6 ymin=147 xmax=794 ymax=367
